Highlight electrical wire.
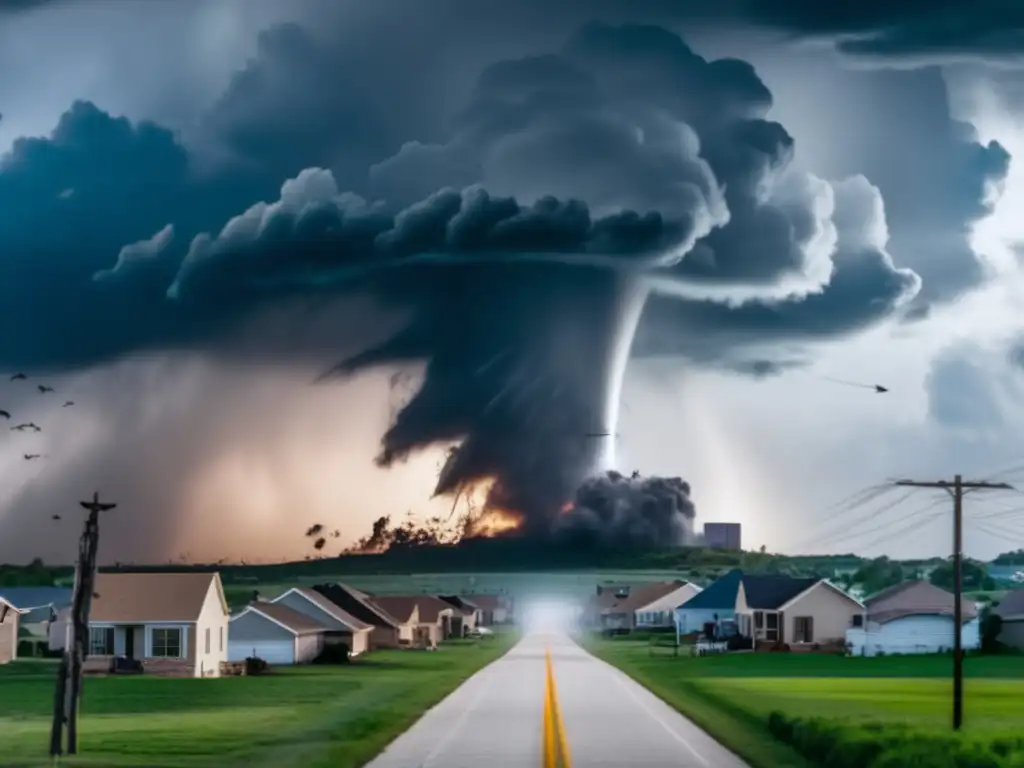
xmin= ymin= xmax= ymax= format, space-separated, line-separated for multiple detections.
xmin=798 ymin=495 xmax=948 ymax=554
xmin=853 ymin=511 xmax=947 ymax=555
xmin=793 ymin=488 xmax=919 ymax=554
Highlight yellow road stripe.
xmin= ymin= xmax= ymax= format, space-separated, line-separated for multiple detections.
xmin=543 ymin=647 xmax=573 ymax=768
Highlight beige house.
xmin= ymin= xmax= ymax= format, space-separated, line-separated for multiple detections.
xmin=271 ymin=587 xmax=372 ymax=656
xmin=0 ymin=597 xmax=18 ymax=664
xmin=468 ymin=594 xmax=511 ymax=626
xmin=735 ymin=575 xmax=864 ymax=649
xmin=996 ymin=590 xmax=1024 ymax=650
xmin=438 ymin=596 xmax=480 ymax=636
xmin=595 ymin=581 xmax=692 ymax=632
xmin=85 ymin=571 xmax=230 ymax=677
xmin=371 ymin=596 xmax=453 ymax=647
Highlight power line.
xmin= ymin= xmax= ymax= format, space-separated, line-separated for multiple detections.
xmin=893 ymin=475 xmax=1014 ymax=732
xmin=808 ymin=496 xmax=950 ymax=553
xmin=792 ymin=488 xmax=917 ymax=554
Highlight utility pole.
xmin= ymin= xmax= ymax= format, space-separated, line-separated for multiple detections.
xmin=49 ymin=492 xmax=116 ymax=757
xmin=894 ymin=475 xmax=1012 ymax=731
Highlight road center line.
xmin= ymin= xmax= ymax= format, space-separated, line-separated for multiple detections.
xmin=543 ymin=646 xmax=573 ymax=768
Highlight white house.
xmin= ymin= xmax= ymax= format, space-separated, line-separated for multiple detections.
xmin=228 ymin=602 xmax=330 ymax=665
xmin=846 ymin=580 xmax=980 ymax=657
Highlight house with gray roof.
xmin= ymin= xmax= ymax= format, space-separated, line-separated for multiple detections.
xmin=995 ymin=589 xmax=1024 ymax=651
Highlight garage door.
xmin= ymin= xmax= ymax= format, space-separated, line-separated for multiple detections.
xmin=228 ymin=639 xmax=294 ymax=665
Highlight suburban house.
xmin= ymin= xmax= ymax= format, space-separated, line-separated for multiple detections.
xmin=270 ymin=587 xmax=373 ymax=656
xmin=85 ymin=571 xmax=230 ymax=677
xmin=371 ymin=596 xmax=454 ymax=647
xmin=846 ymin=580 xmax=980 ymax=657
xmin=675 ymin=569 xmax=743 ymax=636
xmin=634 ymin=581 xmax=702 ymax=630
xmin=995 ymin=589 xmax=1024 ymax=650
xmin=0 ymin=586 xmax=72 ymax=653
xmin=596 ymin=581 xmax=692 ymax=632
xmin=466 ymin=593 xmax=511 ymax=625
xmin=0 ymin=596 xmax=18 ymax=664
xmin=736 ymin=574 xmax=865 ymax=650
xmin=313 ymin=583 xmax=411 ymax=649
xmin=227 ymin=601 xmax=331 ymax=665
xmin=438 ymin=595 xmax=480 ymax=636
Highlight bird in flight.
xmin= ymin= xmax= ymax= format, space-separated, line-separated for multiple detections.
xmin=12 ymin=423 xmax=41 ymax=432
xmin=0 ymin=410 xmax=9 ymax=419
xmin=9 ymin=373 xmax=26 ymax=381
xmin=24 ymin=454 xmax=42 ymax=460
xmin=38 ymin=385 xmax=54 ymax=394
xmin=62 ymin=401 xmax=74 ymax=407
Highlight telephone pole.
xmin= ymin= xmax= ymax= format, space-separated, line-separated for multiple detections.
xmin=894 ymin=475 xmax=1012 ymax=731
xmin=50 ymin=492 xmax=116 ymax=757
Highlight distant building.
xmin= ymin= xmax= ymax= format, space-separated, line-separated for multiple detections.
xmin=704 ymin=522 xmax=741 ymax=551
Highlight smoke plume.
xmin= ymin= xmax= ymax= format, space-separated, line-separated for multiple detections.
xmin=555 ymin=470 xmax=698 ymax=550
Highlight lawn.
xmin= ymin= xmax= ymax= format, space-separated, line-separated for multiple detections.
xmin=0 ymin=633 xmax=517 ymax=768
xmin=585 ymin=639 xmax=1024 ymax=768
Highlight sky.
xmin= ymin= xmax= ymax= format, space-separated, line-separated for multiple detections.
xmin=2 ymin=0 xmax=1024 ymax=564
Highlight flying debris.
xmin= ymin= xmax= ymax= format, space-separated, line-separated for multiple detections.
xmin=9 ymin=373 xmax=26 ymax=381
xmin=331 ymin=530 xmax=340 ymax=538
xmin=52 ymin=514 xmax=61 ymax=521
xmin=37 ymin=385 xmax=54 ymax=394
xmin=313 ymin=537 xmax=327 ymax=551
xmin=62 ymin=401 xmax=75 ymax=407
xmin=11 ymin=422 xmax=41 ymax=432
xmin=821 ymin=376 xmax=890 ymax=393
xmin=305 ymin=523 xmax=324 ymax=537
xmin=0 ymin=410 xmax=9 ymax=419
xmin=24 ymin=454 xmax=42 ymax=460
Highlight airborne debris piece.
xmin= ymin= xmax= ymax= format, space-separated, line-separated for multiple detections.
xmin=12 ymin=422 xmax=41 ymax=432
xmin=52 ymin=514 xmax=61 ymax=521
xmin=38 ymin=385 xmax=55 ymax=394
xmin=305 ymin=523 xmax=324 ymax=537
xmin=9 ymin=373 xmax=26 ymax=381
xmin=822 ymin=376 xmax=890 ymax=393
xmin=313 ymin=537 xmax=326 ymax=550
xmin=0 ymin=409 xmax=9 ymax=419
xmin=24 ymin=454 xmax=42 ymax=460
xmin=62 ymin=401 xmax=75 ymax=407
xmin=874 ymin=385 xmax=889 ymax=393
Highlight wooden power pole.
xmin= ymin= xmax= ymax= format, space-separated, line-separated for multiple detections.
xmin=894 ymin=475 xmax=1012 ymax=730
xmin=49 ymin=492 xmax=116 ymax=757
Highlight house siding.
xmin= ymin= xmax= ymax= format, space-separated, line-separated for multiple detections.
xmin=0 ymin=607 xmax=17 ymax=664
xmin=295 ymin=632 xmax=324 ymax=663
xmin=371 ymin=625 xmax=401 ymax=649
xmin=275 ymin=592 xmax=350 ymax=631
xmin=193 ymin=578 xmax=229 ymax=677
xmin=848 ymin=615 xmax=981 ymax=657
xmin=636 ymin=584 xmax=702 ymax=628
xmin=784 ymin=582 xmax=863 ymax=646
xmin=230 ymin=611 xmax=294 ymax=642
xmin=675 ymin=607 xmax=735 ymax=635
xmin=49 ymin=606 xmax=70 ymax=651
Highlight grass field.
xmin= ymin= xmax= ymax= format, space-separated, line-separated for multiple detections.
xmin=586 ymin=639 xmax=1024 ymax=768
xmin=0 ymin=634 xmax=517 ymax=768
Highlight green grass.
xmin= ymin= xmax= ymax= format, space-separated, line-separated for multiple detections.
xmin=0 ymin=633 xmax=518 ymax=767
xmin=584 ymin=639 xmax=1024 ymax=768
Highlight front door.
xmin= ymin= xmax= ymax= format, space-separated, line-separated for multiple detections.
xmin=124 ymin=626 xmax=135 ymax=659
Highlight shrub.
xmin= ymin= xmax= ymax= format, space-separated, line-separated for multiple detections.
xmin=312 ymin=642 xmax=350 ymax=665
xmin=244 ymin=656 xmax=270 ymax=675
xmin=767 ymin=712 xmax=1024 ymax=768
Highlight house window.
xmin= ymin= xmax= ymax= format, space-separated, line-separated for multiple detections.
xmin=754 ymin=611 xmax=764 ymax=629
xmin=151 ymin=627 xmax=183 ymax=658
xmin=205 ymin=627 xmax=211 ymax=654
xmin=89 ymin=626 xmax=114 ymax=656
xmin=219 ymin=626 xmax=224 ymax=652
xmin=794 ymin=616 xmax=814 ymax=643
xmin=765 ymin=612 xmax=779 ymax=642
xmin=851 ymin=614 xmax=864 ymax=628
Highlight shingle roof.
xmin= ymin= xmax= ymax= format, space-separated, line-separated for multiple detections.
xmin=0 ymin=587 xmax=72 ymax=610
xmin=91 ymin=572 xmax=223 ymax=623
xmin=313 ymin=583 xmax=404 ymax=628
xmin=280 ymin=587 xmax=371 ymax=632
xmin=371 ymin=596 xmax=420 ymax=623
xmin=465 ymin=594 xmax=505 ymax=611
xmin=439 ymin=595 xmax=479 ymax=615
xmin=866 ymin=580 xmax=977 ymax=624
xmin=678 ymin=569 xmax=743 ymax=611
xmin=242 ymin=602 xmax=328 ymax=635
xmin=603 ymin=581 xmax=687 ymax=614
xmin=412 ymin=596 xmax=455 ymax=623
xmin=995 ymin=589 xmax=1024 ymax=619
xmin=741 ymin=575 xmax=818 ymax=609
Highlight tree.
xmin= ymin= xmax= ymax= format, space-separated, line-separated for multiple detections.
xmin=928 ymin=558 xmax=996 ymax=592
xmin=993 ymin=549 xmax=1024 ymax=566
xmin=850 ymin=557 xmax=907 ymax=596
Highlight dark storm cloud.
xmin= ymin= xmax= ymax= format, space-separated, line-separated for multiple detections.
xmin=554 ymin=470 xmax=698 ymax=550
xmin=0 ymin=17 xmax=936 ymax=551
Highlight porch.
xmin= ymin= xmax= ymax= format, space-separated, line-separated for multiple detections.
xmin=84 ymin=622 xmax=192 ymax=676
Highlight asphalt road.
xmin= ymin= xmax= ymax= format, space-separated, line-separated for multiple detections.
xmin=364 ymin=632 xmax=749 ymax=768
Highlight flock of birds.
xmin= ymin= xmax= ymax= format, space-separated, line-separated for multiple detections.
xmin=2 ymin=372 xmax=74 ymax=462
